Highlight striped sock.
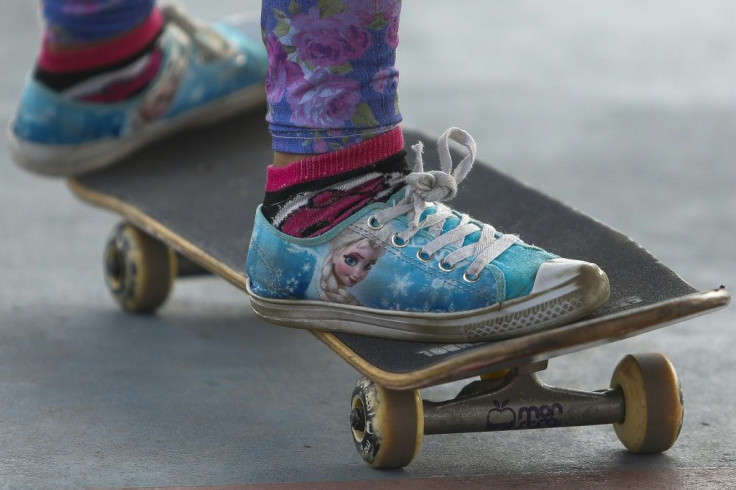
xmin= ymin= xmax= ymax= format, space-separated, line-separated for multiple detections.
xmin=262 ymin=128 xmax=408 ymax=238
xmin=34 ymin=8 xmax=164 ymax=103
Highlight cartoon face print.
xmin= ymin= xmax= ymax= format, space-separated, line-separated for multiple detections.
xmin=138 ymin=77 xmax=179 ymax=121
xmin=319 ymin=223 xmax=392 ymax=306
xmin=130 ymin=40 xmax=188 ymax=130
xmin=333 ymin=239 xmax=382 ymax=287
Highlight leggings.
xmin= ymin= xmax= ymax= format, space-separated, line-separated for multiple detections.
xmin=42 ymin=0 xmax=402 ymax=154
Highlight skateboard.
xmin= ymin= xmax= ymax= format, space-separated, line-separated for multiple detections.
xmin=68 ymin=106 xmax=730 ymax=469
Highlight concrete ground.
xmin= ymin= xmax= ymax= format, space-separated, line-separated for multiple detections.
xmin=1 ymin=1 xmax=734 ymax=488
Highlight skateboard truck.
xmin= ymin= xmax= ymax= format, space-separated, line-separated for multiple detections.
xmin=422 ymin=361 xmax=625 ymax=434
xmin=350 ymin=354 xmax=684 ymax=469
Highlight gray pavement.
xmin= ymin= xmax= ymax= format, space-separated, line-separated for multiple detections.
xmin=1 ymin=1 xmax=734 ymax=488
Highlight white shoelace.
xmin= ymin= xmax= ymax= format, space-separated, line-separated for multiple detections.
xmin=369 ymin=128 xmax=519 ymax=281
xmin=162 ymin=3 xmax=245 ymax=63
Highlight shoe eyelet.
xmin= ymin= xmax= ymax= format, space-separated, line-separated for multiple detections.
xmin=463 ymin=271 xmax=481 ymax=283
xmin=438 ymin=260 xmax=456 ymax=272
xmin=391 ymin=234 xmax=408 ymax=248
xmin=367 ymin=216 xmax=384 ymax=230
xmin=416 ymin=250 xmax=433 ymax=262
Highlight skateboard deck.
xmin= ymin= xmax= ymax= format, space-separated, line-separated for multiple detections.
xmin=68 ymin=107 xmax=731 ymax=468
xmin=68 ymin=108 xmax=729 ymax=390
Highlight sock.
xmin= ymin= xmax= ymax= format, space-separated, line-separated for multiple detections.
xmin=35 ymin=7 xmax=164 ymax=103
xmin=262 ymin=128 xmax=408 ymax=238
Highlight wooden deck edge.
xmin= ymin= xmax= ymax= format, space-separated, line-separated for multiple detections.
xmin=68 ymin=178 xmax=248 ymax=291
xmin=315 ymin=288 xmax=730 ymax=390
xmin=68 ymin=178 xmax=731 ymax=391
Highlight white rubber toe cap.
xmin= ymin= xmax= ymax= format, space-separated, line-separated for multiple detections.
xmin=530 ymin=258 xmax=611 ymax=309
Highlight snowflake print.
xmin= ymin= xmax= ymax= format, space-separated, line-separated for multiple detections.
xmin=388 ymin=273 xmax=413 ymax=298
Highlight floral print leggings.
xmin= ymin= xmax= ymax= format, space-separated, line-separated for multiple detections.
xmin=263 ymin=0 xmax=402 ymax=154
xmin=42 ymin=0 xmax=402 ymax=154
xmin=42 ymin=0 xmax=155 ymax=45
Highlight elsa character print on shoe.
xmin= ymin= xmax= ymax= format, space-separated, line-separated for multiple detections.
xmin=129 ymin=32 xmax=187 ymax=129
xmin=246 ymin=128 xmax=611 ymax=342
xmin=320 ymin=223 xmax=393 ymax=305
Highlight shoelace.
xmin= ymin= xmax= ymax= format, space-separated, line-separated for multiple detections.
xmin=368 ymin=128 xmax=519 ymax=282
xmin=162 ymin=4 xmax=245 ymax=64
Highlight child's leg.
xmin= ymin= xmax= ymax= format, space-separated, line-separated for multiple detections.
xmin=262 ymin=0 xmax=402 ymax=156
xmin=248 ymin=0 xmax=610 ymax=342
xmin=260 ymin=0 xmax=406 ymax=238
xmin=43 ymin=0 xmax=155 ymax=46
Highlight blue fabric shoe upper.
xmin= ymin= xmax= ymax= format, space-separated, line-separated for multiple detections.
xmin=12 ymin=20 xmax=267 ymax=146
xmin=246 ymin=193 xmax=557 ymax=313
xmin=247 ymin=128 xmax=561 ymax=314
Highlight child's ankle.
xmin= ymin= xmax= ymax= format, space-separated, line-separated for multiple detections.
xmin=263 ymin=128 xmax=408 ymax=238
xmin=273 ymin=151 xmax=311 ymax=168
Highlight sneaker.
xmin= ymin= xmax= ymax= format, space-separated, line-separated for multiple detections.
xmin=245 ymin=128 xmax=610 ymax=342
xmin=8 ymin=5 xmax=268 ymax=176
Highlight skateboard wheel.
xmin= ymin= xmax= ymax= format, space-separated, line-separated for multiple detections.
xmin=611 ymin=353 xmax=683 ymax=453
xmin=350 ymin=377 xmax=423 ymax=469
xmin=104 ymin=222 xmax=176 ymax=313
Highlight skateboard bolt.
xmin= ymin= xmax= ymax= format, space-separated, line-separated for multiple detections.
xmin=350 ymin=407 xmax=366 ymax=432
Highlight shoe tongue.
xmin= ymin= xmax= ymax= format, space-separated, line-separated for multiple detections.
xmin=439 ymin=210 xmax=483 ymax=247
xmin=385 ymin=186 xmax=407 ymax=205
xmin=418 ymin=201 xmax=484 ymax=248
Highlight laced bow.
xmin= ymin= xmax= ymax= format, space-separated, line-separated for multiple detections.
xmin=162 ymin=4 xmax=245 ymax=63
xmin=369 ymin=128 xmax=519 ymax=280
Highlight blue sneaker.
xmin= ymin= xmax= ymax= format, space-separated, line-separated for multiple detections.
xmin=8 ymin=5 xmax=267 ymax=176
xmin=246 ymin=128 xmax=610 ymax=342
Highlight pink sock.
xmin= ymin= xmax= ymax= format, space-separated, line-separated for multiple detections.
xmin=262 ymin=128 xmax=409 ymax=238
xmin=35 ymin=8 xmax=164 ymax=102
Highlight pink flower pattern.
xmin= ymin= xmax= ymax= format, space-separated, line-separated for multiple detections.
xmin=370 ymin=68 xmax=391 ymax=93
xmin=291 ymin=8 xmax=371 ymax=68
xmin=287 ymin=68 xmax=361 ymax=127
xmin=348 ymin=0 xmax=401 ymax=27
xmin=264 ymin=0 xmax=402 ymax=153
xmin=265 ymin=34 xmax=305 ymax=104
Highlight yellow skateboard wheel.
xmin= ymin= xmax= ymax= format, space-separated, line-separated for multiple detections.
xmin=104 ymin=222 xmax=176 ymax=313
xmin=611 ymin=353 xmax=684 ymax=453
xmin=350 ymin=377 xmax=423 ymax=469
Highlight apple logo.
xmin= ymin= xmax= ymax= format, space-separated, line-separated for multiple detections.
xmin=487 ymin=399 xmax=517 ymax=430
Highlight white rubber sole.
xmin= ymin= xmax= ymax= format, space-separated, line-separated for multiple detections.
xmin=8 ymin=84 xmax=265 ymax=177
xmin=247 ymin=259 xmax=611 ymax=342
